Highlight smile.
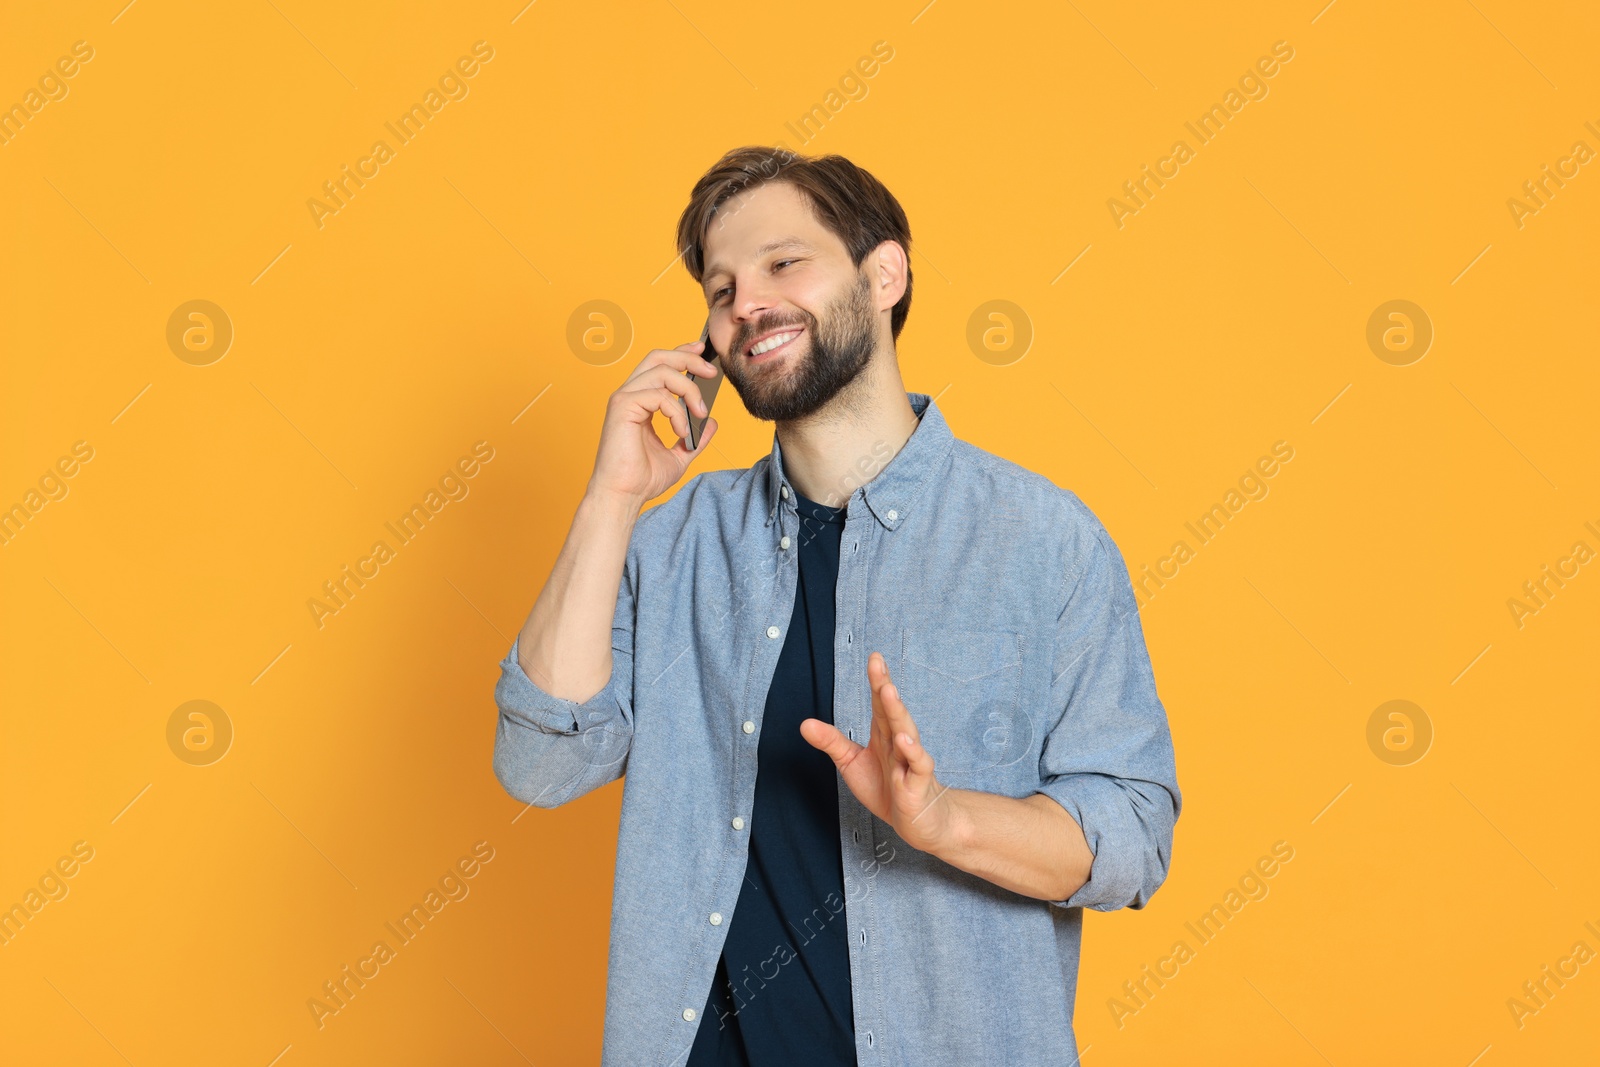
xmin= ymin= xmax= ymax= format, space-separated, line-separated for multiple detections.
xmin=747 ymin=329 xmax=802 ymax=361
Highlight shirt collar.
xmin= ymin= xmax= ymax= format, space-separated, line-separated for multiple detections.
xmin=764 ymin=391 xmax=952 ymax=531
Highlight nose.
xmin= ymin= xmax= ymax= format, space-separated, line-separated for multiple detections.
xmin=734 ymin=264 xmax=790 ymax=322
xmin=734 ymin=296 xmax=778 ymax=331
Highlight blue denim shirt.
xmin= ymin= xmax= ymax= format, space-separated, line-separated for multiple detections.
xmin=493 ymin=391 xmax=1181 ymax=1066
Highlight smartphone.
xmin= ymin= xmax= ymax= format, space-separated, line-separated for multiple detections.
xmin=682 ymin=316 xmax=724 ymax=451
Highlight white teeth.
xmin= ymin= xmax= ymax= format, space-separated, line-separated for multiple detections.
xmin=750 ymin=331 xmax=799 ymax=356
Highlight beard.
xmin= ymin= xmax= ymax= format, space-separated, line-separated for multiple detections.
xmin=719 ymin=270 xmax=878 ymax=423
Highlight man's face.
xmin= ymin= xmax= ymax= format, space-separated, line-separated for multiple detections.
xmin=700 ymin=181 xmax=882 ymax=422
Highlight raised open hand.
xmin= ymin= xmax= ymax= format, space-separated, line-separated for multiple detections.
xmin=800 ymin=651 xmax=957 ymax=853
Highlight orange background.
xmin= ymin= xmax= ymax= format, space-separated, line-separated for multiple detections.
xmin=2 ymin=1 xmax=1597 ymax=1063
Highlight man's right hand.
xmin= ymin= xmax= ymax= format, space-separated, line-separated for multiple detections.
xmin=587 ymin=339 xmax=720 ymax=510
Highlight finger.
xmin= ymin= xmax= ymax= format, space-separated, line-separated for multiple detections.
xmin=681 ymin=340 xmax=718 ymax=378
xmin=620 ymin=343 xmax=704 ymax=382
xmin=882 ymin=689 xmax=915 ymax=774
xmin=800 ymin=717 xmax=860 ymax=766
xmin=673 ymin=416 xmax=717 ymax=457
xmin=869 ymin=661 xmax=897 ymax=765
xmin=868 ymin=653 xmax=899 ymax=745
xmin=620 ymin=383 xmax=691 ymax=441
xmin=880 ymin=678 xmax=921 ymax=749
xmin=615 ymin=376 xmax=697 ymax=434
xmin=896 ymin=731 xmax=936 ymax=785
xmin=868 ymin=651 xmax=889 ymax=698
xmin=689 ymin=345 xmax=719 ymax=376
xmin=624 ymin=343 xmax=717 ymax=386
xmin=643 ymin=365 xmax=707 ymax=413
xmin=657 ymin=386 xmax=691 ymax=441
xmin=650 ymin=365 xmax=710 ymax=418
xmin=869 ymin=650 xmax=894 ymax=701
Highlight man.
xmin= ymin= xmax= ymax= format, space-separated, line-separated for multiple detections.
xmin=493 ymin=146 xmax=1181 ymax=1066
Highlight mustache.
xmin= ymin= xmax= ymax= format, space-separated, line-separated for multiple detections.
xmin=735 ymin=313 xmax=811 ymax=354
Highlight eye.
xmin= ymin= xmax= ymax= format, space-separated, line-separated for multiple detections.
xmin=710 ymin=259 xmax=798 ymax=304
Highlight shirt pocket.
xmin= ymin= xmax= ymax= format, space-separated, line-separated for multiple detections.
xmin=895 ymin=628 xmax=1035 ymax=789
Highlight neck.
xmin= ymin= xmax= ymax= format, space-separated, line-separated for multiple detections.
xmin=774 ymin=345 xmax=921 ymax=509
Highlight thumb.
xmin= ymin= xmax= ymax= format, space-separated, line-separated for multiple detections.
xmin=675 ymin=417 xmax=717 ymax=466
xmin=799 ymin=717 xmax=857 ymax=766
xmin=695 ymin=416 xmax=718 ymax=451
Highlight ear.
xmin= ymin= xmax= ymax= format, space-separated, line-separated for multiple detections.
xmin=867 ymin=239 xmax=909 ymax=315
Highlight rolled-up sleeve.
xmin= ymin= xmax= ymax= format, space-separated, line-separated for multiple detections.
xmin=492 ymin=546 xmax=638 ymax=809
xmin=1034 ymin=517 xmax=1181 ymax=912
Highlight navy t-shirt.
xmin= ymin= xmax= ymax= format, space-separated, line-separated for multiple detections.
xmin=687 ymin=488 xmax=857 ymax=1065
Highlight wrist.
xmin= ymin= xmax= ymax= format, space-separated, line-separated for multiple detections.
xmin=929 ymin=787 xmax=976 ymax=862
xmin=581 ymin=484 xmax=646 ymax=521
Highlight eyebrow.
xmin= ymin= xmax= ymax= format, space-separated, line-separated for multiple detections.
xmin=701 ymin=236 xmax=815 ymax=293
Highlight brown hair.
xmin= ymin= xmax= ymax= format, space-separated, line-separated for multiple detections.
xmin=676 ymin=145 xmax=914 ymax=340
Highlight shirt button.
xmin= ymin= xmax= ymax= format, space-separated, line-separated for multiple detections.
xmin=683 ymin=1007 xmax=696 ymax=1021
xmin=742 ymin=720 xmax=755 ymax=734
xmin=781 ymin=485 xmax=789 ymax=499
xmin=709 ymin=912 xmax=723 ymax=925
xmin=732 ymin=816 xmax=745 ymax=829
xmin=766 ymin=625 xmax=780 ymax=638
xmin=886 ymin=509 xmax=898 ymax=522
xmin=779 ymin=535 xmax=791 ymax=550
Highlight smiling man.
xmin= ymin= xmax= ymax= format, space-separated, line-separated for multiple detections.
xmin=492 ymin=146 xmax=1181 ymax=1066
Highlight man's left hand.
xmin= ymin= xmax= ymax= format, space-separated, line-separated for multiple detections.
xmin=800 ymin=650 xmax=960 ymax=854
